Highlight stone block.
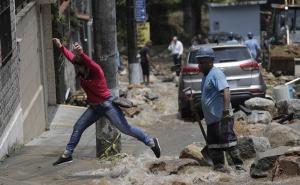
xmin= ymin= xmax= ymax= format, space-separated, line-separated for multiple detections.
xmin=250 ymin=146 xmax=291 ymax=178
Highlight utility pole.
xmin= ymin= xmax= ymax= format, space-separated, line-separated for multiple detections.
xmin=91 ymin=0 xmax=121 ymax=157
xmin=127 ymin=0 xmax=141 ymax=84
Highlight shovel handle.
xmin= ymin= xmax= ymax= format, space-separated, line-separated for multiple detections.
xmin=182 ymin=87 xmax=208 ymax=143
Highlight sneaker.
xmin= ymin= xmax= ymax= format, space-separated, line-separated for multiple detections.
xmin=213 ymin=164 xmax=230 ymax=173
xmin=53 ymin=154 xmax=73 ymax=166
xmin=151 ymin=138 xmax=161 ymax=158
xmin=235 ymin=165 xmax=246 ymax=172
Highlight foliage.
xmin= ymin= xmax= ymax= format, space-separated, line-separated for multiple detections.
xmin=98 ymin=133 xmax=122 ymax=161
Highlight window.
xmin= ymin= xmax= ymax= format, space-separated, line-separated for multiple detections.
xmin=188 ymin=47 xmax=252 ymax=64
xmin=213 ymin=47 xmax=252 ymax=63
xmin=0 ymin=0 xmax=12 ymax=66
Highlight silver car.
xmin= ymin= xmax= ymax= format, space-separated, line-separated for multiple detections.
xmin=178 ymin=44 xmax=266 ymax=118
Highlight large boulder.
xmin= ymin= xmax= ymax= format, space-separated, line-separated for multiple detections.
xmin=234 ymin=121 xmax=266 ymax=137
xmin=247 ymin=110 xmax=272 ymax=125
xmin=272 ymin=147 xmax=300 ymax=180
xmin=179 ymin=144 xmax=209 ymax=166
xmin=276 ymin=99 xmax=300 ymax=117
xmin=287 ymin=121 xmax=300 ymax=132
xmin=238 ymin=136 xmax=271 ymax=159
xmin=247 ymin=124 xmax=267 ymax=137
xmin=264 ymin=122 xmax=300 ymax=147
xmin=250 ymin=146 xmax=291 ymax=178
xmin=227 ymin=136 xmax=271 ymax=165
xmin=245 ymin=97 xmax=276 ymax=114
xmin=234 ymin=110 xmax=247 ymax=121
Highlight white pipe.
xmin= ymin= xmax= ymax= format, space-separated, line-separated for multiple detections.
xmin=285 ymin=77 xmax=300 ymax=85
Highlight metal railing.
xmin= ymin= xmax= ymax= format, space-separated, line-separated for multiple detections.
xmin=0 ymin=0 xmax=12 ymax=66
xmin=15 ymin=0 xmax=32 ymax=14
xmin=0 ymin=0 xmax=10 ymax=14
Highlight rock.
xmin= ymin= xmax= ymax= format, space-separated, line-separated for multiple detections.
xmin=277 ymin=99 xmax=300 ymax=117
xmin=264 ymin=122 xmax=300 ymax=147
xmin=250 ymin=146 xmax=291 ymax=178
xmin=247 ymin=124 xmax=267 ymax=137
xmin=238 ymin=136 xmax=271 ymax=159
xmin=121 ymin=107 xmax=141 ymax=117
xmin=179 ymin=144 xmax=209 ymax=166
xmin=245 ymin=97 xmax=275 ymax=114
xmin=227 ymin=136 xmax=271 ymax=165
xmin=247 ymin=110 xmax=272 ymax=125
xmin=162 ymin=76 xmax=175 ymax=82
xmin=234 ymin=121 xmax=266 ymax=137
xmin=119 ymin=89 xmax=127 ymax=97
xmin=145 ymin=92 xmax=159 ymax=101
xmin=266 ymin=73 xmax=276 ymax=81
xmin=234 ymin=120 xmax=251 ymax=136
xmin=127 ymin=84 xmax=145 ymax=89
xmin=234 ymin=111 xmax=247 ymax=121
xmin=287 ymin=121 xmax=300 ymax=132
xmin=148 ymin=159 xmax=199 ymax=175
xmin=250 ymin=163 xmax=269 ymax=178
xmin=272 ymin=148 xmax=300 ymax=180
xmin=171 ymin=181 xmax=189 ymax=185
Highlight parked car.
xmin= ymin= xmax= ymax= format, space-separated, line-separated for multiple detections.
xmin=178 ymin=44 xmax=266 ymax=118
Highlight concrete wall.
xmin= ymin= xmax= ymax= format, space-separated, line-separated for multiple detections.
xmin=0 ymin=0 xmax=23 ymax=158
xmin=16 ymin=2 xmax=47 ymax=143
xmin=0 ymin=0 xmax=56 ymax=158
xmin=209 ymin=5 xmax=261 ymax=42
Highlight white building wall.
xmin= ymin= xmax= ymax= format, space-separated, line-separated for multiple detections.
xmin=209 ymin=5 xmax=261 ymax=42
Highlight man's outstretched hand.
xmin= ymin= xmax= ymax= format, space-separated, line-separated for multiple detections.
xmin=53 ymin=38 xmax=62 ymax=48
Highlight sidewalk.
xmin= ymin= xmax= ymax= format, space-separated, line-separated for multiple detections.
xmin=0 ymin=105 xmax=103 ymax=184
xmin=0 ymin=105 xmax=203 ymax=185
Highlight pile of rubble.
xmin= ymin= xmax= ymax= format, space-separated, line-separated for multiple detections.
xmin=261 ymin=68 xmax=295 ymax=96
xmin=157 ymin=96 xmax=300 ymax=181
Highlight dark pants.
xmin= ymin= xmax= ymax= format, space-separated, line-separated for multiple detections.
xmin=209 ymin=146 xmax=243 ymax=167
xmin=172 ymin=54 xmax=181 ymax=76
xmin=207 ymin=118 xmax=243 ymax=166
xmin=172 ymin=54 xmax=181 ymax=66
xmin=141 ymin=61 xmax=149 ymax=77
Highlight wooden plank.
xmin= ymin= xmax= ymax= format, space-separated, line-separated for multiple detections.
xmin=76 ymin=13 xmax=90 ymax=21
xmin=59 ymin=0 xmax=70 ymax=15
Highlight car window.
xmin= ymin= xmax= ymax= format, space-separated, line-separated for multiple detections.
xmin=188 ymin=47 xmax=252 ymax=64
xmin=213 ymin=47 xmax=252 ymax=63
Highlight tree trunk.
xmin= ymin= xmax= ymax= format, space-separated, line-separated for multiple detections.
xmin=127 ymin=0 xmax=142 ymax=84
xmin=194 ymin=0 xmax=202 ymax=36
xmin=183 ymin=0 xmax=196 ymax=43
xmin=91 ymin=0 xmax=121 ymax=158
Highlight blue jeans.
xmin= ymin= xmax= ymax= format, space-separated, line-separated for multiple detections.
xmin=65 ymin=97 xmax=152 ymax=155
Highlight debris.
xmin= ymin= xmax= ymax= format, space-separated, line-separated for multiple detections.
xmin=179 ymin=144 xmax=210 ymax=166
xmin=148 ymin=159 xmax=199 ymax=175
xmin=121 ymin=107 xmax=141 ymax=117
xmin=145 ymin=92 xmax=159 ymax=101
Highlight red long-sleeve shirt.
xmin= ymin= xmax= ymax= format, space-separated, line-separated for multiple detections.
xmin=60 ymin=46 xmax=111 ymax=104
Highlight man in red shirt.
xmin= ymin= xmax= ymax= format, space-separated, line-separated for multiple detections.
xmin=52 ymin=38 xmax=161 ymax=166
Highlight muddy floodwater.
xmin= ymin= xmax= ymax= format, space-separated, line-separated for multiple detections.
xmin=1 ymin=57 xmax=300 ymax=185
